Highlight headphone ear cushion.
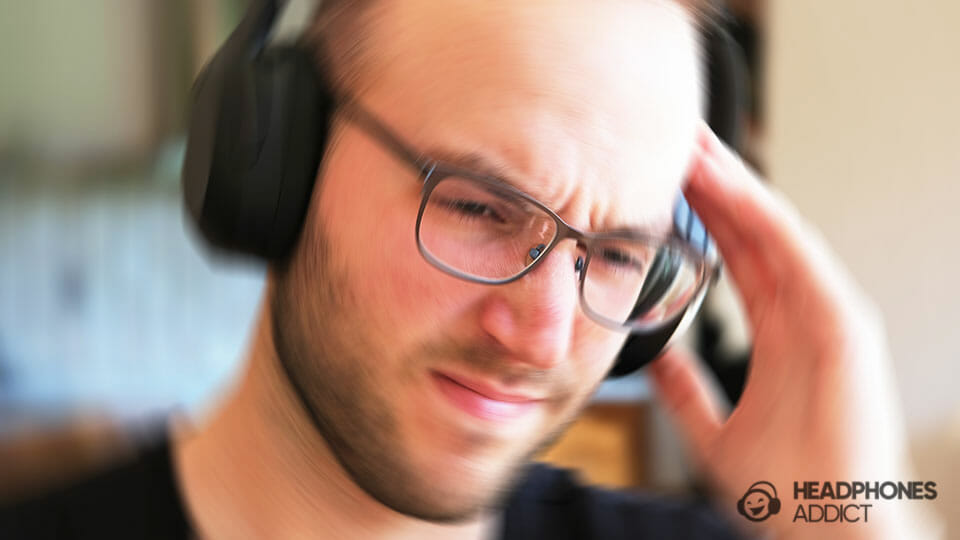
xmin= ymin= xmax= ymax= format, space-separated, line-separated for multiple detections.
xmin=736 ymin=496 xmax=747 ymax=517
xmin=184 ymin=44 xmax=333 ymax=260
xmin=255 ymin=46 xmax=335 ymax=259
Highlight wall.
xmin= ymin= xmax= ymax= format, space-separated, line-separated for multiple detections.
xmin=767 ymin=0 xmax=959 ymax=529
xmin=0 ymin=1 xmax=154 ymax=163
xmin=768 ymin=0 xmax=960 ymax=434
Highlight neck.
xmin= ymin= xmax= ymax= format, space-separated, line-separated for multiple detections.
xmin=173 ymin=297 xmax=498 ymax=540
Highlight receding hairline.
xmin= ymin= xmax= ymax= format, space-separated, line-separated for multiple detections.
xmin=305 ymin=0 xmax=721 ymax=95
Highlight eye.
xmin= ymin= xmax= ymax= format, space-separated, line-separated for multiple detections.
xmin=438 ymin=197 xmax=507 ymax=224
xmin=599 ymin=248 xmax=640 ymax=268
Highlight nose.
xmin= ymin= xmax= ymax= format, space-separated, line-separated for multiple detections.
xmin=478 ymin=242 xmax=582 ymax=370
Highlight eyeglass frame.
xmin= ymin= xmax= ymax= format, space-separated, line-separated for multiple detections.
xmin=336 ymin=96 xmax=722 ymax=334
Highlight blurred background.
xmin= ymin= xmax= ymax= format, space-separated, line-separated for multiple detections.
xmin=0 ymin=0 xmax=957 ymax=534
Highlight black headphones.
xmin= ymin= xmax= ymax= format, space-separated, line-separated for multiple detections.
xmin=182 ymin=0 xmax=746 ymax=376
xmin=737 ymin=481 xmax=782 ymax=520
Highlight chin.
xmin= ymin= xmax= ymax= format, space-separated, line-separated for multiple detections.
xmin=379 ymin=453 xmax=524 ymax=524
xmin=405 ymin=417 xmax=557 ymax=518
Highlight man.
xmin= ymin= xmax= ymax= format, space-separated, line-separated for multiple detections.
xmin=1 ymin=0 xmax=936 ymax=538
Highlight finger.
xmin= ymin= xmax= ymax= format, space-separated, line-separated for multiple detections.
xmin=648 ymin=346 xmax=724 ymax=460
xmin=686 ymin=152 xmax=778 ymax=323
xmin=689 ymin=123 xmax=832 ymax=275
xmin=684 ymin=123 xmax=840 ymax=321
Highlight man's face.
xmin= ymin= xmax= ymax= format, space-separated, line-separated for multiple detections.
xmin=272 ymin=0 xmax=701 ymax=523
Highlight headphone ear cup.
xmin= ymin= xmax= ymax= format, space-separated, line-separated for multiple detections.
xmin=737 ymin=496 xmax=747 ymax=517
xmin=608 ymin=318 xmax=683 ymax=377
xmin=183 ymin=44 xmax=333 ymax=260
xmin=704 ymin=24 xmax=747 ymax=150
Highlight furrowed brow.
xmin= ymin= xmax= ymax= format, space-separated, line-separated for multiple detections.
xmin=422 ymin=146 xmax=554 ymax=201
xmin=423 ymin=146 xmax=675 ymax=237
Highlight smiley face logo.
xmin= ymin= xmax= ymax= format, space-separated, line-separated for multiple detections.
xmin=743 ymin=491 xmax=770 ymax=518
xmin=737 ymin=481 xmax=781 ymax=522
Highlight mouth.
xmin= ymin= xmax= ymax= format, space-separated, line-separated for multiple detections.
xmin=750 ymin=507 xmax=764 ymax=516
xmin=431 ymin=371 xmax=542 ymax=422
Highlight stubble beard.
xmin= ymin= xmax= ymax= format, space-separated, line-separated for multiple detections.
xmin=268 ymin=218 xmax=584 ymax=523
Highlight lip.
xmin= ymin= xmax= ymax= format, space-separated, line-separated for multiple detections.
xmin=431 ymin=371 xmax=542 ymax=421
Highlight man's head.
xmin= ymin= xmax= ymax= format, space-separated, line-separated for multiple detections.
xmin=270 ymin=0 xmax=704 ymax=524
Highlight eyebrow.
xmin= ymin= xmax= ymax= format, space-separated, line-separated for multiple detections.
xmin=336 ymin=97 xmax=673 ymax=238
xmin=603 ymin=219 xmax=675 ymax=238
xmin=422 ymin=146 xmax=529 ymax=192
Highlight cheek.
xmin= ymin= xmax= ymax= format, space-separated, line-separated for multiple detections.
xmin=572 ymin=317 xmax=629 ymax=378
xmin=317 ymin=148 xmax=480 ymax=337
xmin=550 ymin=323 xmax=626 ymax=419
xmin=368 ymin=208 xmax=441 ymax=316
xmin=373 ymin=220 xmax=490 ymax=338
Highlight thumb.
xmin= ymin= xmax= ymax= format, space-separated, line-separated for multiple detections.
xmin=648 ymin=346 xmax=725 ymax=460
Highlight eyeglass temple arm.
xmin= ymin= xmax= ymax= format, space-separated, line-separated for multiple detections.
xmin=336 ymin=97 xmax=434 ymax=176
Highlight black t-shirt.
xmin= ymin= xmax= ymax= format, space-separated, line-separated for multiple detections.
xmin=1 ymin=439 xmax=744 ymax=539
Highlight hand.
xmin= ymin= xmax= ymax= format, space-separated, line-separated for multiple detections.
xmin=649 ymin=124 xmax=942 ymax=539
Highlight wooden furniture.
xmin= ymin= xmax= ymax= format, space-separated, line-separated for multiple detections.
xmin=538 ymin=402 xmax=649 ymax=489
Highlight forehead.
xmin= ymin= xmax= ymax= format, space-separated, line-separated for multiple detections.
xmin=358 ymin=0 xmax=703 ymax=231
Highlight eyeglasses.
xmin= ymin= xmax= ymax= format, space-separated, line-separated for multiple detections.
xmin=338 ymin=98 xmax=720 ymax=334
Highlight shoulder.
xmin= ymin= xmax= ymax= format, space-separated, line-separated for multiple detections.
xmin=501 ymin=463 xmax=745 ymax=540
xmin=0 ymin=438 xmax=190 ymax=540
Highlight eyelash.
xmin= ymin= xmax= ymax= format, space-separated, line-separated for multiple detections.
xmin=598 ymin=248 xmax=640 ymax=269
xmin=442 ymin=199 xmax=506 ymax=224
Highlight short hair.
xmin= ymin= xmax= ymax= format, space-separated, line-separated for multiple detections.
xmin=304 ymin=0 xmax=722 ymax=95
xmin=303 ymin=0 xmax=378 ymax=94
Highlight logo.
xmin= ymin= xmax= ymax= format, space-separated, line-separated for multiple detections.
xmin=736 ymin=479 xmax=938 ymax=525
xmin=737 ymin=481 xmax=782 ymax=522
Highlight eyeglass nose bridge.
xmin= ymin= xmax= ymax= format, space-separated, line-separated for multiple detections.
xmin=416 ymin=164 xmax=593 ymax=286
xmin=522 ymin=219 xmax=592 ymax=281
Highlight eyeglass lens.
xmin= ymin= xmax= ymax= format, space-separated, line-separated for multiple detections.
xmin=418 ymin=174 xmax=704 ymax=329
